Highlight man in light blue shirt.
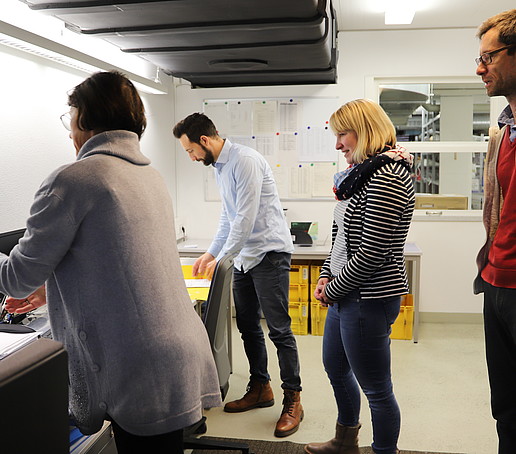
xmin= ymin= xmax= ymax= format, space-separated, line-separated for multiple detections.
xmin=174 ymin=113 xmax=303 ymax=437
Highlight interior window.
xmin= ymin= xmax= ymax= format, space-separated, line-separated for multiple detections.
xmin=379 ymin=82 xmax=489 ymax=142
xmin=379 ymin=82 xmax=489 ymax=210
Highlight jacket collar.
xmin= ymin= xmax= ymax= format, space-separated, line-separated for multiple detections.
xmin=77 ymin=130 xmax=151 ymax=166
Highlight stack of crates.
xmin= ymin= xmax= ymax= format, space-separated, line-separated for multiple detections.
xmin=288 ymin=265 xmax=309 ymax=335
xmin=310 ymin=265 xmax=328 ymax=336
xmin=390 ymin=294 xmax=414 ymax=340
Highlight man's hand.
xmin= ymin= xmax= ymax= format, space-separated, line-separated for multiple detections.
xmin=192 ymin=252 xmax=217 ymax=279
xmin=5 ymin=286 xmax=47 ymax=314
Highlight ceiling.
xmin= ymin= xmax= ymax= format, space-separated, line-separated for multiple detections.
xmin=15 ymin=0 xmax=515 ymax=88
xmin=334 ymin=0 xmax=514 ymax=31
xmin=18 ymin=0 xmax=338 ymax=88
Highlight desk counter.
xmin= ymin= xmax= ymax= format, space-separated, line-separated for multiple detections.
xmin=178 ymin=240 xmax=422 ymax=342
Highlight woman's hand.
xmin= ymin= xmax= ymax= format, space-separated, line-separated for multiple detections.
xmin=314 ymin=278 xmax=332 ymax=307
xmin=5 ymin=286 xmax=47 ymax=314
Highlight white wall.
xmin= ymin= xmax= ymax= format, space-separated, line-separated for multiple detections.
xmin=1 ymin=26 xmax=489 ymax=315
xmin=174 ymin=27 xmax=489 ymax=315
xmin=0 ymin=44 xmax=176 ymax=233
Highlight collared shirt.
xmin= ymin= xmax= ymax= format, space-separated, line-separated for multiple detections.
xmin=207 ymin=139 xmax=293 ymax=272
xmin=498 ymin=105 xmax=516 ymax=142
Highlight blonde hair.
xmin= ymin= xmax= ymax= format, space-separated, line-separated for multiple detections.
xmin=329 ymin=99 xmax=397 ymax=164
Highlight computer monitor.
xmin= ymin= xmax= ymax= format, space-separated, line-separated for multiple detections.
xmin=0 ymin=228 xmax=26 ymax=255
xmin=0 ymin=338 xmax=69 ymax=453
xmin=0 ymin=229 xmax=26 ymax=322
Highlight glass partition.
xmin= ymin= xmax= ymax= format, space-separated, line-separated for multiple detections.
xmin=379 ymin=82 xmax=490 ymax=142
xmin=411 ymin=151 xmax=486 ymax=210
xmin=371 ymin=79 xmax=492 ymax=211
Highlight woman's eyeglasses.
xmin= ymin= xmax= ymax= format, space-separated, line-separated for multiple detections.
xmin=60 ymin=111 xmax=71 ymax=131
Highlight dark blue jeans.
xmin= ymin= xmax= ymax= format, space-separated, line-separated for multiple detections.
xmin=322 ymin=289 xmax=401 ymax=454
xmin=233 ymin=251 xmax=301 ymax=391
xmin=483 ymin=281 xmax=516 ymax=454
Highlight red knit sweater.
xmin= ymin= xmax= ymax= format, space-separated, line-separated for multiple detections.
xmin=482 ymin=128 xmax=516 ymax=288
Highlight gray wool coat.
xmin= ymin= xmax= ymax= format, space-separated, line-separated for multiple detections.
xmin=0 ymin=131 xmax=222 ymax=435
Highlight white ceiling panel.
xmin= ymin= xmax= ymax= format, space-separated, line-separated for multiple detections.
xmin=334 ymin=0 xmax=515 ymax=31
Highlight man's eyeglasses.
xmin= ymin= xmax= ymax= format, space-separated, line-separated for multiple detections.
xmin=475 ymin=44 xmax=515 ymax=66
xmin=60 ymin=111 xmax=71 ymax=131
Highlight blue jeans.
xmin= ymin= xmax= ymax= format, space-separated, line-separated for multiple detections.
xmin=322 ymin=289 xmax=401 ymax=454
xmin=483 ymin=281 xmax=516 ymax=454
xmin=233 ymin=251 xmax=301 ymax=391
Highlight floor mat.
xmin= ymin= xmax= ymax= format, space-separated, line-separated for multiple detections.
xmin=189 ymin=436 xmax=464 ymax=454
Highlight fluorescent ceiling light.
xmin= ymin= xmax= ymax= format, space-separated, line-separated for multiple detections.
xmin=0 ymin=32 xmax=101 ymax=73
xmin=0 ymin=20 xmax=167 ymax=95
xmin=384 ymin=1 xmax=416 ymax=25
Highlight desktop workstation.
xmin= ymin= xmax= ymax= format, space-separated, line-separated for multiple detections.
xmin=0 ymin=232 xmax=243 ymax=454
xmin=0 ymin=228 xmax=117 ymax=454
xmin=0 ymin=255 xmax=243 ymax=454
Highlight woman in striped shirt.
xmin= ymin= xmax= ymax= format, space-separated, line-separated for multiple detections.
xmin=305 ymin=99 xmax=415 ymax=454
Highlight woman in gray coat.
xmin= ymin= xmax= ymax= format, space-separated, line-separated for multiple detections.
xmin=0 ymin=71 xmax=221 ymax=453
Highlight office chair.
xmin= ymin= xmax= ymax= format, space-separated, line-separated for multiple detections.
xmin=184 ymin=254 xmax=252 ymax=454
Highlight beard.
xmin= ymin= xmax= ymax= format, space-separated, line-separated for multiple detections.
xmin=200 ymin=143 xmax=215 ymax=166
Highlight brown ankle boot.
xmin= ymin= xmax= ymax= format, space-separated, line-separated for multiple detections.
xmin=304 ymin=422 xmax=361 ymax=454
xmin=224 ymin=379 xmax=274 ymax=413
xmin=274 ymin=389 xmax=304 ymax=437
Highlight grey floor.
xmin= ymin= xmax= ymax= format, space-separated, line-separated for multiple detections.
xmin=200 ymin=320 xmax=498 ymax=454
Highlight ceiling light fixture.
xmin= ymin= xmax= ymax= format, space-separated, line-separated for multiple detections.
xmin=384 ymin=0 xmax=416 ymax=25
xmin=0 ymin=20 xmax=168 ymax=95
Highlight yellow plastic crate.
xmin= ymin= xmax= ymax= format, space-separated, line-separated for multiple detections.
xmin=310 ymin=284 xmax=317 ymax=302
xmin=289 ymin=283 xmax=309 ymax=302
xmin=310 ymin=265 xmax=322 ymax=284
xmin=181 ymin=264 xmax=209 ymax=280
xmin=181 ymin=264 xmax=195 ymax=279
xmin=181 ymin=264 xmax=211 ymax=303
xmin=289 ymin=301 xmax=309 ymax=335
xmin=290 ymin=265 xmax=309 ymax=284
xmin=310 ymin=301 xmax=328 ymax=336
xmin=390 ymin=294 xmax=414 ymax=340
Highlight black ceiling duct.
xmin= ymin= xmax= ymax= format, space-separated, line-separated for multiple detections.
xmin=20 ymin=0 xmax=338 ymax=88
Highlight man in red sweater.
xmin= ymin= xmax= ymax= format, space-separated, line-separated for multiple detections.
xmin=474 ymin=9 xmax=516 ymax=454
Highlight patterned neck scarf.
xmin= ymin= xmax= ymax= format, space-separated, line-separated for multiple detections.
xmin=333 ymin=145 xmax=413 ymax=201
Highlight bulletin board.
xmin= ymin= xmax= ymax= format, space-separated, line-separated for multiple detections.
xmin=202 ymin=97 xmax=345 ymax=201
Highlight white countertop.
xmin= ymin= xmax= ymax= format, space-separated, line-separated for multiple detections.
xmin=178 ymin=239 xmax=422 ymax=259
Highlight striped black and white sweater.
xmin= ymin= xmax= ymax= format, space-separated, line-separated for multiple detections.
xmin=321 ymin=161 xmax=415 ymax=301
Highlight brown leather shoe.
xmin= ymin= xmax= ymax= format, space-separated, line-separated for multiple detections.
xmin=304 ymin=422 xmax=361 ymax=454
xmin=274 ymin=389 xmax=304 ymax=437
xmin=224 ymin=379 xmax=274 ymax=413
